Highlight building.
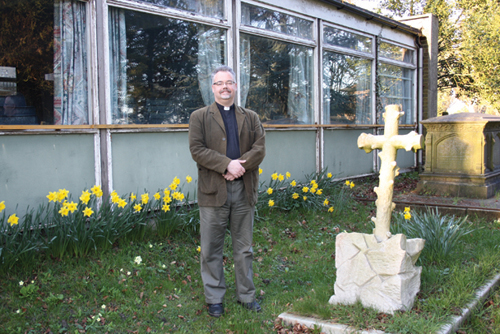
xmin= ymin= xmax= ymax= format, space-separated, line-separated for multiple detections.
xmin=0 ymin=0 xmax=437 ymax=214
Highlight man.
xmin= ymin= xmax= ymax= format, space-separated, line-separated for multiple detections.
xmin=188 ymin=65 xmax=266 ymax=317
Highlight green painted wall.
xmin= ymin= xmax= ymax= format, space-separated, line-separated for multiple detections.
xmin=259 ymin=130 xmax=317 ymax=184
xmin=323 ymin=129 xmax=375 ymax=177
xmin=111 ymin=132 xmax=198 ymax=196
xmin=0 ymin=134 xmax=96 ymax=214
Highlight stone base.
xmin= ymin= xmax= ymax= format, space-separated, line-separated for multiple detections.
xmin=416 ymin=170 xmax=500 ymax=199
xmin=329 ymin=232 xmax=425 ymax=314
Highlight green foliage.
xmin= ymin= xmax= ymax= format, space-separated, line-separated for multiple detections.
xmin=391 ymin=208 xmax=473 ymax=263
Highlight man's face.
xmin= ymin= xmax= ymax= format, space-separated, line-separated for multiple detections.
xmin=212 ymin=71 xmax=237 ymax=106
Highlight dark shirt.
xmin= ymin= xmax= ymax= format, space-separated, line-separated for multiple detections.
xmin=216 ymin=103 xmax=240 ymax=160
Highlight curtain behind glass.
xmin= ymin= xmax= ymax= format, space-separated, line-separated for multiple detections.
xmin=197 ymin=26 xmax=223 ymax=106
xmin=240 ymin=33 xmax=314 ymax=124
xmin=54 ymin=0 xmax=88 ymax=125
xmin=323 ymin=52 xmax=371 ymax=124
xmin=109 ymin=8 xmax=128 ymax=124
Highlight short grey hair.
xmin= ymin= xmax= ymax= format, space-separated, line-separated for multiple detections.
xmin=211 ymin=65 xmax=236 ymax=84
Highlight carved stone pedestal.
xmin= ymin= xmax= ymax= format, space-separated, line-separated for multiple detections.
xmin=329 ymin=232 xmax=425 ymax=314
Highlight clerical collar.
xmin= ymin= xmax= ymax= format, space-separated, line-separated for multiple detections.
xmin=216 ymin=102 xmax=234 ymax=112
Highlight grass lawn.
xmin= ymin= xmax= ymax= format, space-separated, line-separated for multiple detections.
xmin=1 ymin=174 xmax=500 ymax=333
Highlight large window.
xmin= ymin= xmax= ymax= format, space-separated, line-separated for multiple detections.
xmin=378 ymin=42 xmax=415 ymax=124
xmin=322 ymin=25 xmax=373 ymax=124
xmin=240 ymin=3 xmax=314 ymax=124
xmin=132 ymin=0 xmax=224 ymax=19
xmin=109 ymin=8 xmax=226 ymax=124
xmin=0 ymin=0 xmax=88 ymax=125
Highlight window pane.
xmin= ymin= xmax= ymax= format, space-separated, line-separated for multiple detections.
xmin=109 ymin=8 xmax=226 ymax=124
xmin=0 ymin=0 xmax=88 ymax=125
xmin=323 ymin=26 xmax=372 ymax=54
xmin=241 ymin=3 xmax=313 ymax=40
xmin=240 ymin=33 xmax=314 ymax=124
xmin=379 ymin=42 xmax=414 ymax=64
xmin=323 ymin=52 xmax=372 ymax=124
xmin=132 ymin=0 xmax=223 ymax=19
xmin=378 ymin=63 xmax=414 ymax=124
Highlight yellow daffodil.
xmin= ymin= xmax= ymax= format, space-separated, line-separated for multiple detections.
xmin=91 ymin=185 xmax=102 ymax=196
xmin=47 ymin=191 xmax=58 ymax=203
xmin=310 ymin=180 xmax=317 ymax=186
xmin=111 ymin=190 xmax=118 ymax=197
xmin=83 ymin=207 xmax=94 ymax=217
xmin=154 ymin=192 xmax=161 ymax=201
xmin=173 ymin=192 xmax=185 ymax=201
xmin=57 ymin=189 xmax=69 ymax=202
xmin=310 ymin=188 xmax=317 ymax=194
xmin=80 ymin=190 xmax=91 ymax=205
xmin=259 ymin=168 xmax=263 ymax=175
xmin=0 ymin=201 xmax=4 ymax=213
xmin=303 ymin=196 xmax=307 ymax=201
xmin=59 ymin=207 xmax=69 ymax=217
xmin=130 ymin=193 xmax=136 ymax=201
xmin=271 ymin=173 xmax=278 ymax=180
xmin=404 ymin=212 xmax=412 ymax=220
xmin=111 ymin=193 xmax=120 ymax=204
xmin=8 ymin=214 xmax=19 ymax=226
xmin=118 ymin=199 xmax=127 ymax=208
xmin=404 ymin=207 xmax=411 ymax=213
xmin=292 ymin=193 xmax=299 ymax=199
xmin=164 ymin=195 xmax=172 ymax=204
xmin=268 ymin=199 xmax=275 ymax=207
xmin=350 ymin=182 xmax=355 ymax=189
xmin=141 ymin=193 xmax=149 ymax=205
xmin=267 ymin=188 xmax=273 ymax=195
xmin=328 ymin=207 xmax=334 ymax=213
xmin=323 ymin=199 xmax=329 ymax=206
xmin=290 ymin=180 xmax=297 ymax=187
xmin=164 ymin=189 xmax=170 ymax=196
xmin=197 ymin=246 xmax=201 ymax=252
xmin=162 ymin=203 xmax=170 ymax=212
xmin=278 ymin=174 xmax=284 ymax=182
xmin=169 ymin=183 xmax=178 ymax=191
xmin=286 ymin=172 xmax=291 ymax=179
xmin=327 ymin=172 xmax=333 ymax=178
xmin=345 ymin=180 xmax=351 ymax=186
xmin=317 ymin=189 xmax=323 ymax=195
xmin=186 ymin=175 xmax=192 ymax=183
xmin=134 ymin=204 xmax=142 ymax=213
xmin=173 ymin=176 xmax=181 ymax=185
xmin=302 ymin=187 xmax=309 ymax=193
xmin=67 ymin=201 xmax=78 ymax=213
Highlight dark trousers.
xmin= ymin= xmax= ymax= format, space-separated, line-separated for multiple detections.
xmin=199 ymin=180 xmax=256 ymax=304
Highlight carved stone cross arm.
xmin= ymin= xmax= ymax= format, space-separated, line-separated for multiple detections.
xmin=357 ymin=105 xmax=423 ymax=242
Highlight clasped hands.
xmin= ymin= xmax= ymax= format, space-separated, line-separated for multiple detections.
xmin=223 ymin=159 xmax=246 ymax=181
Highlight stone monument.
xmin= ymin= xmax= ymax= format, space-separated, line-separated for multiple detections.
xmin=417 ymin=113 xmax=500 ymax=198
xmin=329 ymin=105 xmax=426 ymax=314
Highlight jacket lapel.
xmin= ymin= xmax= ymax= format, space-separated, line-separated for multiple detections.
xmin=209 ymin=103 xmax=226 ymax=134
xmin=235 ymin=106 xmax=246 ymax=136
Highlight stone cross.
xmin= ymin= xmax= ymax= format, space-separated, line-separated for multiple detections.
xmin=358 ymin=105 xmax=424 ymax=242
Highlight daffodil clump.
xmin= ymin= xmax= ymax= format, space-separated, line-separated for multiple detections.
xmin=257 ymin=169 xmax=336 ymax=213
xmin=0 ymin=175 xmax=195 ymax=269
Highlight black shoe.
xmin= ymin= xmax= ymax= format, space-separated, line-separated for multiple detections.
xmin=237 ymin=300 xmax=262 ymax=312
xmin=207 ymin=303 xmax=224 ymax=317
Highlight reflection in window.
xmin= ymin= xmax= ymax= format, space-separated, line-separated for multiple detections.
xmin=379 ymin=42 xmax=414 ymax=64
xmin=378 ymin=63 xmax=414 ymax=124
xmin=132 ymin=0 xmax=224 ymax=19
xmin=0 ymin=0 xmax=88 ymax=125
xmin=323 ymin=52 xmax=371 ymax=124
xmin=241 ymin=3 xmax=313 ymax=40
xmin=323 ymin=26 xmax=372 ymax=54
xmin=240 ymin=33 xmax=314 ymax=124
xmin=109 ymin=8 xmax=226 ymax=124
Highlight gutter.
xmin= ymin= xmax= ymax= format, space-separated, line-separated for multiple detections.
xmin=318 ymin=0 xmax=422 ymax=36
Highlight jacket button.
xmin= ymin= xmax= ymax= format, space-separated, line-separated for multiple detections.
xmin=222 ymin=138 xmax=226 ymax=141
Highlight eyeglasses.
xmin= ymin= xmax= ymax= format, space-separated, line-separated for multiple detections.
xmin=212 ymin=80 xmax=236 ymax=86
